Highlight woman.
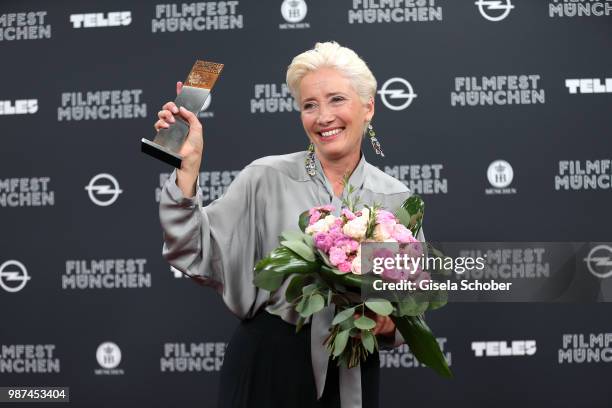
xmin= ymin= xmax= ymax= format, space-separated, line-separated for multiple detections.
xmin=156 ymin=42 xmax=416 ymax=408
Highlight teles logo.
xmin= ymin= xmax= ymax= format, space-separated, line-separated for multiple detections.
xmin=486 ymin=160 xmax=516 ymax=194
xmin=95 ymin=342 xmax=124 ymax=375
xmin=0 ymin=99 xmax=38 ymax=115
xmin=566 ymin=78 xmax=612 ymax=94
xmin=70 ymin=12 xmax=132 ymax=28
xmin=377 ymin=78 xmax=417 ymax=111
xmin=475 ymin=0 xmax=514 ymax=21
xmin=584 ymin=245 xmax=612 ymax=279
xmin=85 ymin=174 xmax=123 ymax=206
xmin=472 ymin=340 xmax=536 ymax=357
xmin=0 ymin=260 xmax=30 ymax=293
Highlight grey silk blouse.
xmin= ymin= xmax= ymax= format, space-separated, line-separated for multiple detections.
xmin=159 ymin=151 xmax=421 ymax=408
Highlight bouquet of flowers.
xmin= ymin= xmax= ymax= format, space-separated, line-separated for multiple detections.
xmin=253 ymin=183 xmax=452 ymax=377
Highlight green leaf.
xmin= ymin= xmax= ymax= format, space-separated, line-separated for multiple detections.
xmin=427 ymin=289 xmax=448 ymax=311
xmin=365 ymin=298 xmax=394 ymax=316
xmin=317 ymin=249 xmax=334 ymax=268
xmin=396 ymin=295 xmax=429 ymax=317
xmin=302 ymin=283 xmax=318 ymax=296
xmin=253 ymin=269 xmax=285 ymax=291
xmin=361 ymin=330 xmax=375 ymax=353
xmin=295 ymin=316 xmax=305 ymax=333
xmin=300 ymin=294 xmax=325 ymax=317
xmin=302 ymin=233 xmax=315 ymax=250
xmin=281 ymin=230 xmax=307 ymax=243
xmin=281 ymin=240 xmax=316 ymax=262
xmin=295 ymin=297 xmax=307 ymax=313
xmin=394 ymin=207 xmax=412 ymax=228
xmin=286 ymin=274 xmax=309 ymax=302
xmin=392 ymin=315 xmax=453 ymax=378
xmin=253 ymin=247 xmax=320 ymax=292
xmin=333 ymin=329 xmax=351 ymax=357
xmin=354 ymin=315 xmax=376 ymax=330
xmin=298 ymin=210 xmax=310 ymax=232
xmin=400 ymin=195 xmax=425 ymax=237
xmin=332 ymin=307 xmax=356 ymax=325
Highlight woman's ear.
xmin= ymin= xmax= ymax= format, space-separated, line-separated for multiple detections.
xmin=365 ymin=96 xmax=375 ymax=122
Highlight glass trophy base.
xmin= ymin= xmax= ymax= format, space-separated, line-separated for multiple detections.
xmin=141 ymin=138 xmax=183 ymax=168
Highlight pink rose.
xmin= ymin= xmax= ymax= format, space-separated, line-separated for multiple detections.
xmin=309 ymin=211 xmax=321 ymax=225
xmin=337 ymin=261 xmax=352 ymax=273
xmin=376 ymin=209 xmax=396 ymax=224
xmin=392 ymin=224 xmax=414 ymax=244
xmin=329 ymin=246 xmax=347 ymax=266
xmin=314 ymin=232 xmax=333 ymax=252
xmin=341 ymin=208 xmax=356 ymax=220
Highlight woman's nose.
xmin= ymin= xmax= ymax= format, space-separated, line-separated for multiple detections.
xmin=317 ymin=105 xmax=334 ymax=125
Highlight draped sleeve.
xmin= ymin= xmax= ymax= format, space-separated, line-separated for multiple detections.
xmin=158 ymin=165 xmax=264 ymax=319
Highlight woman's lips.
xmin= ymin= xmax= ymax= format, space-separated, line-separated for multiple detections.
xmin=317 ymin=127 xmax=345 ymax=143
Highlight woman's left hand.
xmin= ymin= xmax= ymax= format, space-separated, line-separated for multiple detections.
xmin=355 ymin=310 xmax=396 ymax=337
xmin=371 ymin=313 xmax=396 ymax=337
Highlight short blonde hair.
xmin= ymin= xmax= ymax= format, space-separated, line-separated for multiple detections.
xmin=286 ymin=41 xmax=377 ymax=106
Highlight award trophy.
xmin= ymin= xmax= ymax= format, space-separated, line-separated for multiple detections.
xmin=141 ymin=60 xmax=223 ymax=168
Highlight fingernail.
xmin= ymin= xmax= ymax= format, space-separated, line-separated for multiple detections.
xmin=172 ymin=106 xmax=179 ymax=113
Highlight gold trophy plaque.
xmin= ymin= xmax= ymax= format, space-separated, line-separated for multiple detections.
xmin=141 ymin=60 xmax=223 ymax=168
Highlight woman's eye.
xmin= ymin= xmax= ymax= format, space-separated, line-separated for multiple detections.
xmin=331 ymin=96 xmax=345 ymax=103
xmin=303 ymin=102 xmax=316 ymax=110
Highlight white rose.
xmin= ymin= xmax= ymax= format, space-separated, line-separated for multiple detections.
xmin=373 ymin=224 xmax=392 ymax=241
xmin=305 ymin=218 xmax=330 ymax=235
xmin=343 ymin=217 xmax=367 ymax=240
xmin=323 ymin=215 xmax=338 ymax=227
xmin=351 ymin=247 xmax=362 ymax=274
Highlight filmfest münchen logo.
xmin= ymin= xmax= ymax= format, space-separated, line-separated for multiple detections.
xmin=70 ymin=11 xmax=132 ymax=28
xmin=377 ymin=78 xmax=417 ymax=111
xmin=475 ymin=0 xmax=514 ymax=21
xmin=348 ymin=0 xmax=443 ymax=24
xmin=584 ymin=245 xmax=612 ymax=279
xmin=380 ymin=338 xmax=451 ymax=368
xmin=486 ymin=160 xmax=516 ymax=194
xmin=559 ymin=333 xmax=612 ymax=364
xmin=0 ymin=344 xmax=60 ymax=374
xmin=383 ymin=164 xmax=447 ymax=195
xmin=85 ymin=174 xmax=123 ymax=206
xmin=95 ymin=342 xmax=124 ymax=375
xmin=57 ymin=89 xmax=146 ymax=121
xmin=0 ymin=11 xmax=51 ymax=41
xmin=0 ymin=260 xmax=31 ymax=293
xmin=250 ymin=83 xmax=298 ymax=114
xmin=554 ymin=159 xmax=611 ymax=191
xmin=161 ymin=342 xmax=226 ymax=372
xmin=549 ymin=1 xmax=612 ymax=18
xmin=451 ymin=75 xmax=545 ymax=107
xmin=152 ymin=2 xmax=244 ymax=33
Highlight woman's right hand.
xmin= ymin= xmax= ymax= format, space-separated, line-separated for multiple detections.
xmin=154 ymin=81 xmax=203 ymax=198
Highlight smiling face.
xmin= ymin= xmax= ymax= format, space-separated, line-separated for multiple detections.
xmin=299 ymin=67 xmax=374 ymax=163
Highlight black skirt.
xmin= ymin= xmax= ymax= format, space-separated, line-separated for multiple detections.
xmin=218 ymin=311 xmax=380 ymax=408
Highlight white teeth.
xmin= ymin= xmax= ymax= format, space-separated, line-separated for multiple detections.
xmin=320 ymin=128 xmax=342 ymax=137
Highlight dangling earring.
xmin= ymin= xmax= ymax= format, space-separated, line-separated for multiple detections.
xmin=368 ymin=123 xmax=384 ymax=157
xmin=305 ymin=143 xmax=316 ymax=176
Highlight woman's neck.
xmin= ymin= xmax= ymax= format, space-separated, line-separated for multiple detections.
xmin=318 ymin=150 xmax=361 ymax=198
